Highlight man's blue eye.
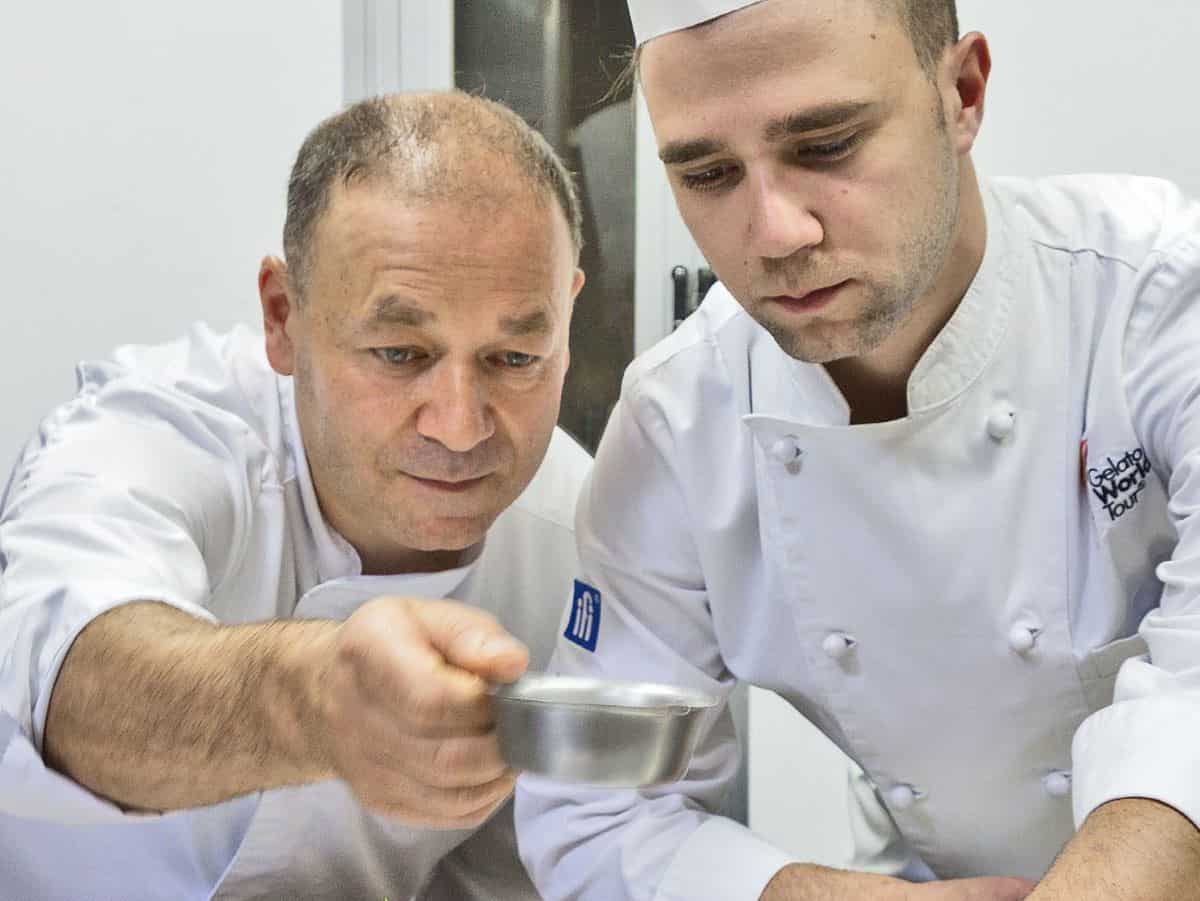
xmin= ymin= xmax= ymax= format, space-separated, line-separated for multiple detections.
xmin=802 ymin=134 xmax=862 ymax=161
xmin=375 ymin=347 xmax=422 ymax=365
xmin=680 ymin=164 xmax=736 ymax=192
xmin=499 ymin=351 xmax=536 ymax=368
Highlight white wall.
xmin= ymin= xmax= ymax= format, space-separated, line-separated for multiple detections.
xmin=748 ymin=1 xmax=1200 ymax=867
xmin=0 ymin=0 xmax=343 ymax=472
xmin=961 ymin=0 xmax=1200 ymax=196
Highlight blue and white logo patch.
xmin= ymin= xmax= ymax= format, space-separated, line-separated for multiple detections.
xmin=565 ymin=580 xmax=601 ymax=652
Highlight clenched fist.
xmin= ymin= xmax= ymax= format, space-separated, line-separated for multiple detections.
xmin=305 ymin=596 xmax=529 ymax=828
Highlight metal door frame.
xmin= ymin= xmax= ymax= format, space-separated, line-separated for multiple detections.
xmin=343 ymin=0 xmax=454 ymax=101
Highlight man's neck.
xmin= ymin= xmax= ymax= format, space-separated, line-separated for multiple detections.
xmin=358 ymin=544 xmax=472 ymax=577
xmin=825 ymin=162 xmax=988 ymax=425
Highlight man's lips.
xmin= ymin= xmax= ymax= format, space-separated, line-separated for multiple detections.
xmin=403 ymin=473 xmax=492 ymax=493
xmin=764 ymin=280 xmax=851 ymax=312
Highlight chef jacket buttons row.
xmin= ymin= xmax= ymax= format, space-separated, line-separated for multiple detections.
xmin=769 ymin=436 xmax=803 ymax=466
xmin=886 ymin=773 xmax=1067 ymax=812
xmin=1043 ymin=770 xmax=1072 ymax=798
xmin=987 ymin=402 xmax=1017 ymax=442
xmin=886 ymin=783 xmax=925 ymax=811
xmin=822 ymin=631 xmax=857 ymax=660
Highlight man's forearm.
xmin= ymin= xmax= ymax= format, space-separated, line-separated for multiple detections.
xmin=1030 ymin=798 xmax=1200 ymax=899
xmin=762 ymin=864 xmax=1035 ymax=900
xmin=43 ymin=601 xmax=337 ymax=811
xmin=762 ymin=863 xmax=911 ymax=900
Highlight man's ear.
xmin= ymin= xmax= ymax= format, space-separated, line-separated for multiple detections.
xmin=942 ymin=31 xmax=992 ymax=156
xmin=570 ymin=267 xmax=586 ymax=304
xmin=259 ymin=256 xmax=298 ymax=376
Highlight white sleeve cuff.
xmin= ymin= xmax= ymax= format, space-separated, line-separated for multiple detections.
xmin=1072 ymin=691 xmax=1200 ymax=829
xmin=655 ymin=817 xmax=796 ymax=901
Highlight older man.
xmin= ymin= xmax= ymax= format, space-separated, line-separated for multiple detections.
xmin=0 ymin=91 xmax=588 ymax=900
xmin=517 ymin=1 xmax=1200 ymax=900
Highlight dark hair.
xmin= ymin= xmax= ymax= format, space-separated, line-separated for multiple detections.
xmin=893 ymin=0 xmax=960 ymax=75
xmin=283 ymin=91 xmax=582 ymax=296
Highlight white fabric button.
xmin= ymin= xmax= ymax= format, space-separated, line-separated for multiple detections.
xmin=1042 ymin=770 xmax=1072 ymax=798
xmin=769 ymin=436 xmax=802 ymax=465
xmin=987 ymin=404 xmax=1016 ymax=442
xmin=887 ymin=784 xmax=920 ymax=811
xmin=1008 ymin=623 xmax=1041 ymax=654
xmin=822 ymin=632 xmax=856 ymax=660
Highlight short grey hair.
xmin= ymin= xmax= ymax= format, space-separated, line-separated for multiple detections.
xmin=283 ymin=91 xmax=583 ymax=297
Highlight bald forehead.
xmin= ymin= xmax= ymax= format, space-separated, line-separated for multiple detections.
xmin=359 ymin=146 xmax=522 ymax=203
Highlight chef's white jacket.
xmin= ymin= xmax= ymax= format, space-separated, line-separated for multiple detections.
xmin=516 ymin=175 xmax=1200 ymax=900
xmin=0 ymin=324 xmax=591 ymax=900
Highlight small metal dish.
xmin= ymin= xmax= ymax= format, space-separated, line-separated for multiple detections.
xmin=490 ymin=673 xmax=718 ymax=787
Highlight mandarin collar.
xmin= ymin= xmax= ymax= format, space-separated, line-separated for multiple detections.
xmin=905 ymin=179 xmax=1018 ymax=413
xmin=754 ymin=178 xmax=1019 ymax=426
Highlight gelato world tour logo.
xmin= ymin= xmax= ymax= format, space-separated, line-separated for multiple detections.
xmin=1087 ymin=446 xmax=1151 ymax=522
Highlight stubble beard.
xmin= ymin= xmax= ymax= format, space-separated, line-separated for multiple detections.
xmin=759 ymin=129 xmax=962 ymax=365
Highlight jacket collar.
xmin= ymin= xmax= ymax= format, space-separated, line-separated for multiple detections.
xmin=905 ymin=180 xmax=1018 ymax=413
xmin=749 ymin=178 xmax=1019 ymax=425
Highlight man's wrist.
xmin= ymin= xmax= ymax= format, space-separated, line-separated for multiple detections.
xmin=257 ymin=619 xmax=339 ymax=784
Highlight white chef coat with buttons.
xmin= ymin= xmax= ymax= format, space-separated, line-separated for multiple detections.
xmin=516 ymin=175 xmax=1200 ymax=901
xmin=0 ymin=324 xmax=591 ymax=901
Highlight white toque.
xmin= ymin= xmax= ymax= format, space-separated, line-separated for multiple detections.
xmin=627 ymin=0 xmax=768 ymax=46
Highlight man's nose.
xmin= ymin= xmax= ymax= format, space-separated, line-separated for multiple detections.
xmin=415 ymin=362 xmax=495 ymax=453
xmin=745 ymin=169 xmax=824 ymax=260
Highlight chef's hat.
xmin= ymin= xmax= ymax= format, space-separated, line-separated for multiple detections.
xmin=627 ymin=0 xmax=768 ymax=46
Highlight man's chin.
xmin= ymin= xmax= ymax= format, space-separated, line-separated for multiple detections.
xmin=401 ymin=513 xmax=497 ymax=553
xmin=753 ymin=311 xmax=895 ymax=365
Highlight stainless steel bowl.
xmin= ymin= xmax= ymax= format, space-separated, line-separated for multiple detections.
xmin=490 ymin=673 xmax=718 ymax=787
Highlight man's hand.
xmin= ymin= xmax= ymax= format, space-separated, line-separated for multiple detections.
xmin=761 ymin=864 xmax=1034 ymax=901
xmin=305 ymin=597 xmax=529 ymax=829
xmin=44 ymin=598 xmax=527 ymax=821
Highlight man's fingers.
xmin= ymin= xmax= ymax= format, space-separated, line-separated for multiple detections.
xmin=358 ymin=768 xmax=517 ymax=828
xmin=413 ymin=600 xmax=530 ymax=684
xmin=338 ymin=599 xmax=516 ymax=733
xmin=394 ymin=664 xmax=497 ymax=733
xmin=357 ymin=728 xmax=510 ymax=788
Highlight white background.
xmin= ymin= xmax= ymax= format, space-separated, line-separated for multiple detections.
xmin=0 ymin=1 xmax=342 ymax=473
xmin=964 ymin=0 xmax=1200 ymax=197
xmin=2 ymin=0 xmax=1198 ymax=870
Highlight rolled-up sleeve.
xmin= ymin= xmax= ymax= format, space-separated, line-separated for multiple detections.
xmin=515 ymin=383 xmax=796 ymax=901
xmin=0 ymin=365 xmax=250 ymax=820
xmin=1072 ymin=227 xmax=1200 ymax=830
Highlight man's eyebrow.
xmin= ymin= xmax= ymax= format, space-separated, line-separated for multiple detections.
xmin=658 ymin=101 xmax=878 ymax=166
xmin=659 ymin=138 xmax=727 ymax=167
xmin=498 ymin=309 xmax=551 ymax=337
xmin=361 ymin=298 xmax=550 ymax=338
xmin=363 ymin=296 xmax=434 ymax=328
xmin=763 ymin=101 xmax=877 ymax=142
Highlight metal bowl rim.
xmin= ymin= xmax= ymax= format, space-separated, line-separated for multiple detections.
xmin=490 ymin=672 xmax=718 ymax=714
